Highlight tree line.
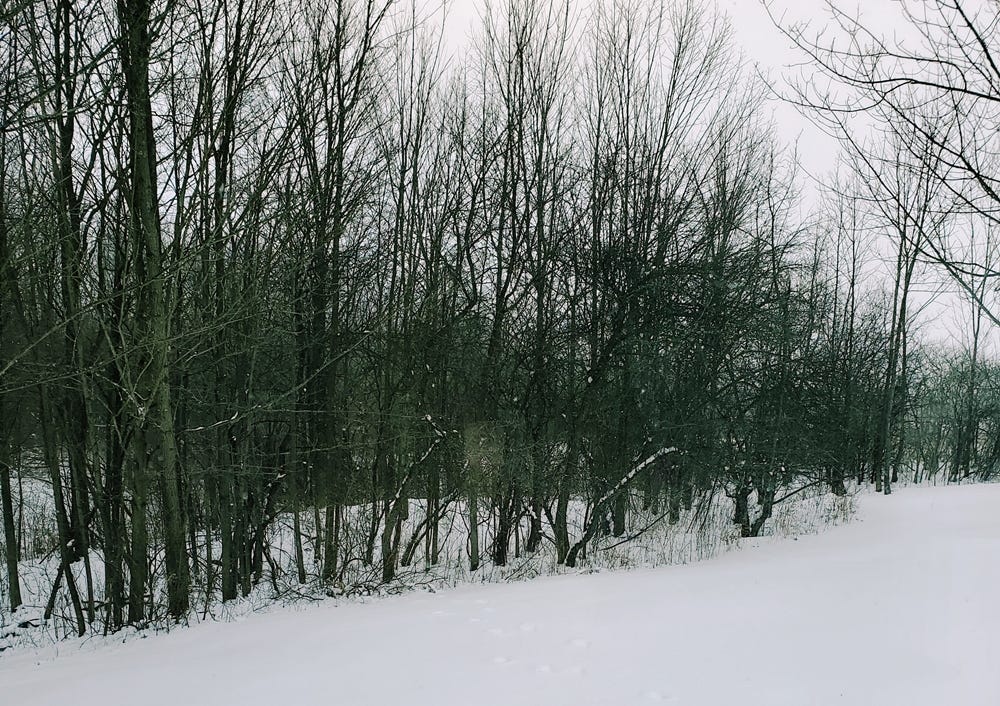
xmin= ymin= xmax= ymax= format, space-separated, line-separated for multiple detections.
xmin=2 ymin=0 xmax=998 ymax=637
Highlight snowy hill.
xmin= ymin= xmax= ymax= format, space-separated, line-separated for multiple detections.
xmin=2 ymin=484 xmax=998 ymax=706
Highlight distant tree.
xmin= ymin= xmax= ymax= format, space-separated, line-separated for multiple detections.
xmin=776 ymin=0 xmax=1000 ymax=319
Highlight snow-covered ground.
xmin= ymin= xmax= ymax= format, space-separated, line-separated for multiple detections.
xmin=0 ymin=482 xmax=855 ymax=647
xmin=2 ymin=483 xmax=997 ymax=706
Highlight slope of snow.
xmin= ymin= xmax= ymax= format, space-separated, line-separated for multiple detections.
xmin=0 ymin=484 xmax=856 ymax=649
xmin=2 ymin=484 xmax=998 ymax=706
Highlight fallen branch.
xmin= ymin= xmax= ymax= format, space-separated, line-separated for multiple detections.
xmin=565 ymin=447 xmax=679 ymax=568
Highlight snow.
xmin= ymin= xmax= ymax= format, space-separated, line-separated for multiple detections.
xmin=1 ymin=481 xmax=854 ymax=646
xmin=3 ymin=484 xmax=998 ymax=705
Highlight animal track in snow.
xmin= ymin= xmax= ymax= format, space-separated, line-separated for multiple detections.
xmin=643 ymin=690 xmax=676 ymax=702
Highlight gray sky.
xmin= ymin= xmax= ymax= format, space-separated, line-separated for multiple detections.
xmin=436 ymin=0 xmax=985 ymax=352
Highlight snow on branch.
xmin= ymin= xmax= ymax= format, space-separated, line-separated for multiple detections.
xmin=389 ymin=415 xmax=446 ymax=509
xmin=594 ymin=447 xmax=679 ymax=509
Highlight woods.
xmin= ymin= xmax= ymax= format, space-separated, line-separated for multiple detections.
xmin=2 ymin=0 xmax=999 ymax=639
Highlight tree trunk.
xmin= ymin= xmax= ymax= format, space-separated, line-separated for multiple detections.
xmin=118 ymin=0 xmax=189 ymax=620
xmin=612 ymin=492 xmax=627 ymax=537
xmin=39 ymin=389 xmax=86 ymax=636
xmin=469 ymin=490 xmax=480 ymax=572
xmin=293 ymin=510 xmax=307 ymax=584
xmin=733 ymin=482 xmax=752 ymax=539
xmin=0 ymin=446 xmax=21 ymax=612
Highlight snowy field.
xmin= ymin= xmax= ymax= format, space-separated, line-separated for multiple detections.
xmin=0 ymin=479 xmax=856 ymax=647
xmin=2 ymin=483 xmax=998 ymax=706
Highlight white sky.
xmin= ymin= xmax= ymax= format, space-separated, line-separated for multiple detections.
xmin=435 ymin=0 xmax=986 ymax=352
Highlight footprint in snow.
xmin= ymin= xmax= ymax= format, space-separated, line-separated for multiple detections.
xmin=644 ymin=691 xmax=676 ymax=703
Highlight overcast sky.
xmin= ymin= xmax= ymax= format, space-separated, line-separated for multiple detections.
xmin=435 ymin=0 xmax=982 ymax=351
